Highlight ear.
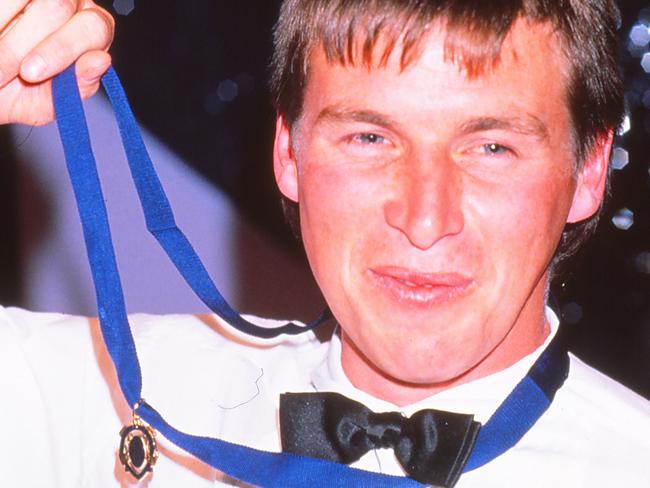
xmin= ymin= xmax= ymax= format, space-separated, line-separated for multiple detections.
xmin=273 ymin=114 xmax=299 ymax=202
xmin=566 ymin=131 xmax=613 ymax=223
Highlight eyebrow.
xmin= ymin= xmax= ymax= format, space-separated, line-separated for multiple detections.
xmin=315 ymin=106 xmax=550 ymax=140
xmin=315 ymin=107 xmax=396 ymax=129
xmin=458 ymin=115 xmax=549 ymax=140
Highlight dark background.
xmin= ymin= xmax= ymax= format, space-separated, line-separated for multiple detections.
xmin=1 ymin=1 xmax=648 ymax=397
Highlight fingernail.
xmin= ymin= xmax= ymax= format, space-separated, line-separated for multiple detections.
xmin=23 ymin=54 xmax=47 ymax=80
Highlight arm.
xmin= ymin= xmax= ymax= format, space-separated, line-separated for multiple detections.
xmin=0 ymin=0 xmax=114 ymax=126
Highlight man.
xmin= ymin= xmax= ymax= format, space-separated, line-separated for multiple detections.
xmin=1 ymin=0 xmax=648 ymax=487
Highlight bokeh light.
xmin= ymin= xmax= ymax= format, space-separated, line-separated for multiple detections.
xmin=217 ymin=79 xmax=239 ymax=102
xmin=642 ymin=52 xmax=650 ymax=73
xmin=618 ymin=114 xmax=632 ymax=135
xmin=611 ymin=147 xmax=630 ymax=170
xmin=113 ymin=0 xmax=135 ymax=16
xmin=612 ymin=208 xmax=635 ymax=231
xmin=629 ymin=24 xmax=650 ymax=47
xmin=634 ymin=252 xmax=650 ymax=274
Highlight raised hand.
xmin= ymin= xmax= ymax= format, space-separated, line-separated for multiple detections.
xmin=0 ymin=0 xmax=114 ymax=126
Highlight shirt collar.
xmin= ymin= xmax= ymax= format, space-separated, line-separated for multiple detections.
xmin=310 ymin=306 xmax=560 ymax=423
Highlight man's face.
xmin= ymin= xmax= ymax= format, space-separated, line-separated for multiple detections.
xmin=274 ymin=19 xmax=608 ymax=403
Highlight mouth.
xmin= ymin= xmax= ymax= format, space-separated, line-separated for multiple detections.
xmin=368 ymin=266 xmax=474 ymax=307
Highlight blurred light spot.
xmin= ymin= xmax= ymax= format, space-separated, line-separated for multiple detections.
xmin=217 ymin=80 xmax=238 ymax=102
xmin=612 ymin=208 xmax=634 ymax=230
xmin=113 ymin=0 xmax=135 ymax=15
xmin=630 ymin=24 xmax=650 ymax=47
xmin=643 ymin=90 xmax=650 ymax=109
xmin=628 ymin=40 xmax=647 ymax=58
xmin=617 ymin=115 xmax=631 ymax=136
xmin=642 ymin=53 xmax=650 ymax=73
xmin=635 ymin=252 xmax=650 ymax=274
xmin=561 ymin=302 xmax=583 ymax=325
xmin=611 ymin=147 xmax=629 ymax=170
xmin=203 ymin=92 xmax=224 ymax=116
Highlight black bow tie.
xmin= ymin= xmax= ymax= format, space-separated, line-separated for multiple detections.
xmin=280 ymin=392 xmax=481 ymax=487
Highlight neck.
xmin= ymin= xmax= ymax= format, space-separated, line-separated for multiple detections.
xmin=340 ymin=306 xmax=551 ymax=407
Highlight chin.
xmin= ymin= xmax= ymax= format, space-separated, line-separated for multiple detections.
xmin=364 ymin=329 xmax=479 ymax=383
xmin=384 ymin=349 xmax=477 ymax=385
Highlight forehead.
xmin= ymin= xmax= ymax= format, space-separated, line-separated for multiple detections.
xmin=309 ymin=15 xmax=568 ymax=85
xmin=300 ymin=19 xmax=570 ymax=131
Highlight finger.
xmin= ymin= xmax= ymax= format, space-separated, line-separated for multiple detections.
xmin=0 ymin=1 xmax=28 ymax=33
xmin=0 ymin=50 xmax=109 ymax=126
xmin=20 ymin=6 xmax=113 ymax=84
xmin=0 ymin=0 xmax=76 ymax=87
xmin=76 ymin=49 xmax=111 ymax=99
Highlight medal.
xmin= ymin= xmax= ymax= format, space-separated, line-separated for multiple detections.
xmin=119 ymin=400 xmax=159 ymax=480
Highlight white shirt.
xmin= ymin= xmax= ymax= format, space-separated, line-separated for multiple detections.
xmin=0 ymin=305 xmax=648 ymax=487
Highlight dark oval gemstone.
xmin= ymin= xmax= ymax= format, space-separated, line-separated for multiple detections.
xmin=129 ymin=435 xmax=146 ymax=468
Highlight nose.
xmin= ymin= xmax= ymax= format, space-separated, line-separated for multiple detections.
xmin=383 ymin=155 xmax=464 ymax=250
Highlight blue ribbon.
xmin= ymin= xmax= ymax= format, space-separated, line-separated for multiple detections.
xmin=52 ymin=64 xmax=569 ymax=486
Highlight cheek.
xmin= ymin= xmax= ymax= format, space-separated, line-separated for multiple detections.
xmin=469 ymin=173 xmax=574 ymax=270
xmin=297 ymin=162 xmax=394 ymax=299
xmin=299 ymin=163 xmax=390 ymax=246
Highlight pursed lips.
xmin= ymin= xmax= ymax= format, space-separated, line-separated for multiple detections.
xmin=368 ymin=266 xmax=474 ymax=307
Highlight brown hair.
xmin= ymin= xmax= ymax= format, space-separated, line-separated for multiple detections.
xmin=269 ymin=0 xmax=624 ymax=263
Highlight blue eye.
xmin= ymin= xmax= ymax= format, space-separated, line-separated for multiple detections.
xmin=355 ymin=133 xmax=385 ymax=145
xmin=483 ymin=143 xmax=510 ymax=155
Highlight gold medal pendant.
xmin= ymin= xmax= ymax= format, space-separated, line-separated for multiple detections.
xmin=119 ymin=401 xmax=159 ymax=480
